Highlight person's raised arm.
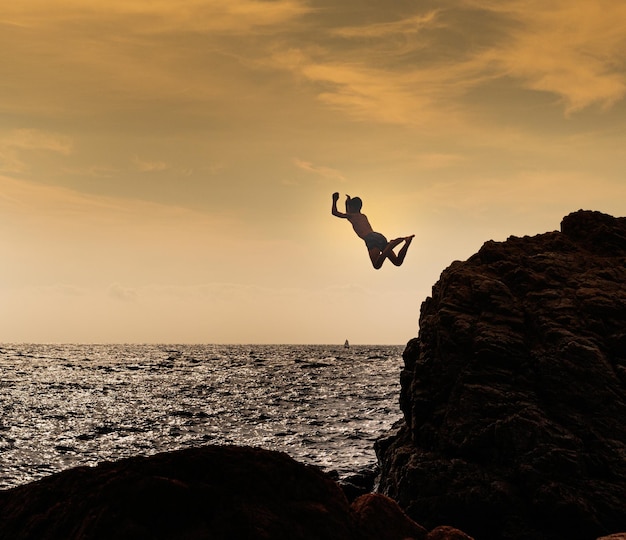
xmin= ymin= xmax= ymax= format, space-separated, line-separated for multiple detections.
xmin=332 ymin=192 xmax=347 ymax=218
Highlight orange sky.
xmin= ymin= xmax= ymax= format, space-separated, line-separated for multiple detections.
xmin=2 ymin=0 xmax=626 ymax=343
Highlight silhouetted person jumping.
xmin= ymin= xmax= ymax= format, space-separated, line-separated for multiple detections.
xmin=332 ymin=192 xmax=414 ymax=269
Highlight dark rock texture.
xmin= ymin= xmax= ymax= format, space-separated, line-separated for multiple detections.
xmin=352 ymin=493 xmax=428 ymax=540
xmin=0 ymin=444 xmax=428 ymax=540
xmin=376 ymin=210 xmax=626 ymax=540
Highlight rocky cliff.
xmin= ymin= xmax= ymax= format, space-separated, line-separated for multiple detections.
xmin=376 ymin=210 xmax=626 ymax=540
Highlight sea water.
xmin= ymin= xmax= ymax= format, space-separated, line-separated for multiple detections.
xmin=0 ymin=344 xmax=403 ymax=489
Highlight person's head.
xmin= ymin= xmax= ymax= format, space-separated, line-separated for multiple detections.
xmin=347 ymin=197 xmax=362 ymax=212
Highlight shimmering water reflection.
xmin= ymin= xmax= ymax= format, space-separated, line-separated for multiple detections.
xmin=0 ymin=344 xmax=402 ymax=489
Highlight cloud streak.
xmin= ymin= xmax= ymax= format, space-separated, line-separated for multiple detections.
xmin=293 ymin=158 xmax=346 ymax=182
xmin=331 ymin=11 xmax=439 ymax=39
xmin=467 ymin=0 xmax=626 ymax=113
xmin=0 ymin=0 xmax=311 ymax=34
xmin=0 ymin=174 xmax=240 ymax=238
xmin=269 ymin=2 xmax=626 ymax=127
xmin=133 ymin=156 xmax=168 ymax=172
xmin=0 ymin=129 xmax=73 ymax=173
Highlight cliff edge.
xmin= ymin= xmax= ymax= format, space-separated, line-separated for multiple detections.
xmin=376 ymin=210 xmax=626 ymax=540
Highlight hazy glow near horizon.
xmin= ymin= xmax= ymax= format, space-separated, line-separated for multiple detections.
xmin=2 ymin=0 xmax=626 ymax=344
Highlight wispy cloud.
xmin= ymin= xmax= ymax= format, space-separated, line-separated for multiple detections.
xmin=133 ymin=156 xmax=168 ymax=172
xmin=466 ymin=0 xmax=626 ymax=113
xmin=0 ymin=0 xmax=312 ymax=34
xmin=48 ymin=284 xmax=86 ymax=297
xmin=63 ymin=165 xmax=119 ymax=178
xmin=269 ymin=2 xmax=626 ymax=127
xmin=0 ymin=129 xmax=72 ymax=173
xmin=7 ymin=129 xmax=73 ymax=154
xmin=268 ymin=9 xmax=495 ymax=127
xmin=293 ymin=158 xmax=346 ymax=182
xmin=0 ymin=173 xmax=240 ymax=236
xmin=272 ymin=51 xmax=441 ymax=126
xmin=108 ymin=283 xmax=138 ymax=302
xmin=331 ymin=11 xmax=439 ymax=39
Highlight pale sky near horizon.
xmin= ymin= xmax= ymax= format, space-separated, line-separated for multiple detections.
xmin=2 ymin=0 xmax=626 ymax=344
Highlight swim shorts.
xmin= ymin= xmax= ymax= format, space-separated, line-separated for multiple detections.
xmin=363 ymin=232 xmax=388 ymax=250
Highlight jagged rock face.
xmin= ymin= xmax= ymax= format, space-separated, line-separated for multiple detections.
xmin=376 ymin=210 xmax=626 ymax=540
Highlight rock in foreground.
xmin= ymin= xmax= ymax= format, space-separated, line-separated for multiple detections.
xmin=376 ymin=210 xmax=626 ymax=540
xmin=0 ymin=445 xmax=428 ymax=540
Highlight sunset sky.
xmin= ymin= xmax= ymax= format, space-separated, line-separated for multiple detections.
xmin=2 ymin=0 xmax=626 ymax=344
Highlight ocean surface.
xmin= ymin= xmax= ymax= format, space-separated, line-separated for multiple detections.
xmin=0 ymin=344 xmax=403 ymax=490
